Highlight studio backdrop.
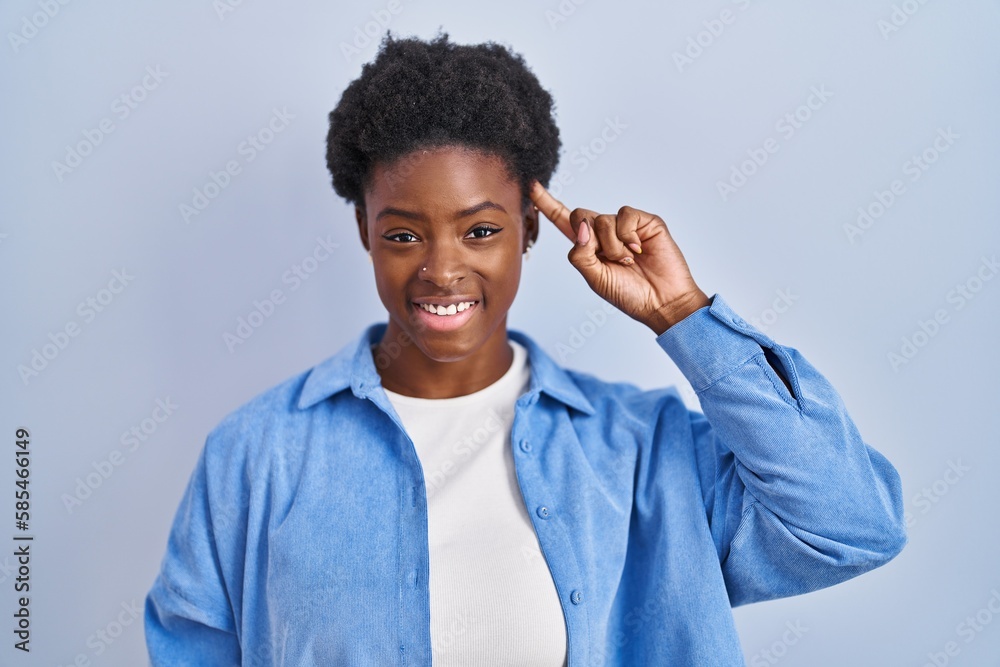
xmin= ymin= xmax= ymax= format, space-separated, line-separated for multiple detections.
xmin=2 ymin=0 xmax=998 ymax=665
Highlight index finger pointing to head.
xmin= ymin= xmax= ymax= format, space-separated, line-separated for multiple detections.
xmin=530 ymin=180 xmax=575 ymax=242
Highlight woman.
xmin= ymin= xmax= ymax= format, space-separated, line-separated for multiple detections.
xmin=145 ymin=32 xmax=906 ymax=666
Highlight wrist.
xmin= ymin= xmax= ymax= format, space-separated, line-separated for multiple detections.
xmin=645 ymin=290 xmax=711 ymax=336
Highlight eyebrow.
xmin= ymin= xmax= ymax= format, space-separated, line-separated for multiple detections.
xmin=375 ymin=200 xmax=508 ymax=223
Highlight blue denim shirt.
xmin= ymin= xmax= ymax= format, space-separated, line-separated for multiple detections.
xmin=144 ymin=294 xmax=906 ymax=666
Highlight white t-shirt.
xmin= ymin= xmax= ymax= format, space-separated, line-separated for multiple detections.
xmin=381 ymin=339 xmax=568 ymax=666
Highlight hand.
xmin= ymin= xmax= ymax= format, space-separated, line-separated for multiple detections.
xmin=529 ymin=181 xmax=710 ymax=335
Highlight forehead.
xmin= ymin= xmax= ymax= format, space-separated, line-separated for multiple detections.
xmin=366 ymin=145 xmax=520 ymax=204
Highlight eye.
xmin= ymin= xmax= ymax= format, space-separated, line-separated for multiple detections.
xmin=384 ymin=231 xmax=418 ymax=243
xmin=467 ymin=225 xmax=502 ymax=239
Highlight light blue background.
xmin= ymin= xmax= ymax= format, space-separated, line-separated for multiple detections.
xmin=2 ymin=1 xmax=998 ymax=664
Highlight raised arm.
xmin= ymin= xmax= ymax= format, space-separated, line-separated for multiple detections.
xmin=530 ymin=181 xmax=906 ymax=603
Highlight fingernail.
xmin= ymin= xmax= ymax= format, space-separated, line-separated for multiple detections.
xmin=620 ymin=256 xmax=634 ymax=266
xmin=577 ymin=219 xmax=590 ymax=245
xmin=627 ymin=242 xmax=642 ymax=254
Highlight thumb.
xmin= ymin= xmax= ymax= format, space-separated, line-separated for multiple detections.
xmin=566 ymin=217 xmax=606 ymax=290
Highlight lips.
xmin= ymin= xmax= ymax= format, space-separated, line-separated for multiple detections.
xmin=410 ymin=298 xmax=480 ymax=332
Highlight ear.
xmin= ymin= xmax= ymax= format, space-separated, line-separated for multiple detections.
xmin=522 ymin=198 xmax=539 ymax=251
xmin=355 ymin=205 xmax=370 ymax=252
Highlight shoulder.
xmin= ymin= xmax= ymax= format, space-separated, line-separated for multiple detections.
xmin=214 ymin=369 xmax=311 ymax=433
xmin=512 ymin=326 xmax=692 ymax=427
xmin=200 ymin=365 xmax=317 ymax=475
xmin=564 ymin=365 xmax=692 ymax=429
xmin=202 ymin=326 xmax=373 ymax=467
xmin=204 ymin=352 xmax=344 ymax=481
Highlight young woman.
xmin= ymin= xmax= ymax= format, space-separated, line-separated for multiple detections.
xmin=145 ymin=32 xmax=907 ymax=666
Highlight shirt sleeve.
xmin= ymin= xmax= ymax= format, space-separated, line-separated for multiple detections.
xmin=655 ymin=294 xmax=907 ymax=607
xmin=144 ymin=431 xmax=244 ymax=665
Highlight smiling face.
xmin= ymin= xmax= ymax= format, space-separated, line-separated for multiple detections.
xmin=356 ymin=144 xmax=539 ymax=373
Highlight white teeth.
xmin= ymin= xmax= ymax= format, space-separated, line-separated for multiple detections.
xmin=418 ymin=301 xmax=476 ymax=316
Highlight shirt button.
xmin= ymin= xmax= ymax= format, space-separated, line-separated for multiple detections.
xmin=520 ymin=439 xmax=532 ymax=453
xmin=536 ymin=505 xmax=550 ymax=519
xmin=570 ymin=590 xmax=583 ymax=605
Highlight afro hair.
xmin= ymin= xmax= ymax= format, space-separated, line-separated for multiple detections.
xmin=325 ymin=31 xmax=561 ymax=210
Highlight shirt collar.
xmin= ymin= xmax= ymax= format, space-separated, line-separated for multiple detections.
xmin=296 ymin=323 xmax=596 ymax=415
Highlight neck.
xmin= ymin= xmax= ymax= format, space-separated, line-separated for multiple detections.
xmin=373 ymin=325 xmax=515 ymax=399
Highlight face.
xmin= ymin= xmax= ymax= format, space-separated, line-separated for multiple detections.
xmin=356 ymin=144 xmax=539 ymax=363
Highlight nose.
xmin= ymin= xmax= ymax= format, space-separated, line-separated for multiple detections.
xmin=419 ymin=240 xmax=467 ymax=286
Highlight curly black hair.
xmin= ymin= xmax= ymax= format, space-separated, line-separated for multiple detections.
xmin=325 ymin=31 xmax=561 ymax=210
